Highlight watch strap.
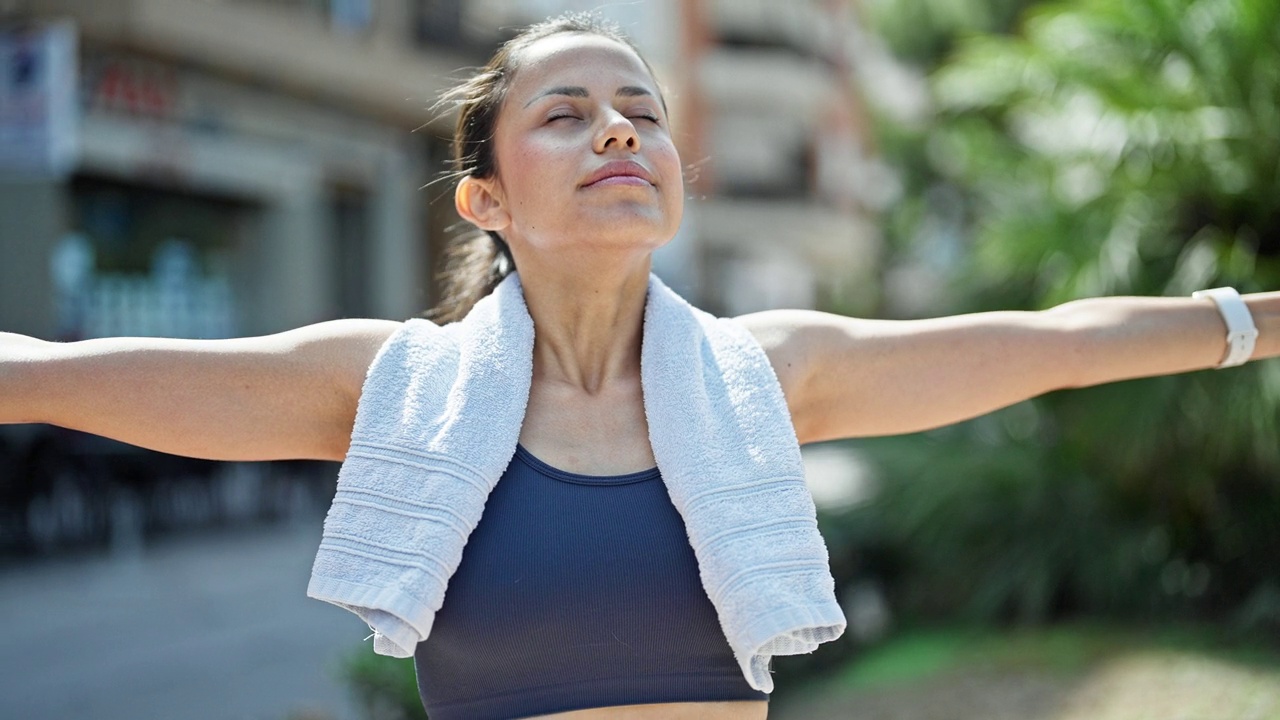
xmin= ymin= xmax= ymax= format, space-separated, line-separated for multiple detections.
xmin=1192 ymin=287 xmax=1258 ymax=368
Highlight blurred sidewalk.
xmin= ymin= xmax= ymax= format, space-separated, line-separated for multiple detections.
xmin=0 ymin=520 xmax=366 ymax=720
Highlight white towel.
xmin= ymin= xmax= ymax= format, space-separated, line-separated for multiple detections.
xmin=307 ymin=273 xmax=845 ymax=693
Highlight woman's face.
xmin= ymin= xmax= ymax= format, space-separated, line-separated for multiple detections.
xmin=480 ymin=33 xmax=684 ymax=261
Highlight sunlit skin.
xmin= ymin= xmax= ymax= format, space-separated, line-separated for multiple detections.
xmin=460 ymin=33 xmax=683 ymax=262
xmin=5 ymin=27 xmax=1280 ymax=720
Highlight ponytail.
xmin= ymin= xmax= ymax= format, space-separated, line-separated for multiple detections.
xmin=429 ymin=230 xmax=515 ymax=323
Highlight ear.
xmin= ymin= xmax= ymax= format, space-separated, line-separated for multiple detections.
xmin=455 ymin=176 xmax=511 ymax=232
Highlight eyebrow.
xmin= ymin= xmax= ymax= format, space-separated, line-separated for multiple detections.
xmin=524 ymin=85 xmax=654 ymax=107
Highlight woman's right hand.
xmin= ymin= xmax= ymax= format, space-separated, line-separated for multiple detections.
xmin=0 ymin=319 xmax=401 ymax=462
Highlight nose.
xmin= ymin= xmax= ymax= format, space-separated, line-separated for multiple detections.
xmin=593 ymin=110 xmax=641 ymax=154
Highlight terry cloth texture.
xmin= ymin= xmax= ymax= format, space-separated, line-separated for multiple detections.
xmin=307 ymin=272 xmax=846 ymax=693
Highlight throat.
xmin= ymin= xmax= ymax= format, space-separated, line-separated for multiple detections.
xmin=519 ymin=265 xmax=649 ymax=392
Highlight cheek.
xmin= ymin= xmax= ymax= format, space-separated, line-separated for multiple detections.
xmin=646 ymin=134 xmax=680 ymax=173
xmin=506 ymin=140 xmax=575 ymax=196
xmin=654 ymin=143 xmax=684 ymax=196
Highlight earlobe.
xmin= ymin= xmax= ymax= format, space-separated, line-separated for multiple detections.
xmin=455 ymin=176 xmax=511 ymax=232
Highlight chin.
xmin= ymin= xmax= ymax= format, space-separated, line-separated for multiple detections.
xmin=573 ymin=211 xmax=679 ymax=248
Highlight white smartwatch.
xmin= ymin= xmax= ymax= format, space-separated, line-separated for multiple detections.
xmin=1192 ymin=287 xmax=1258 ymax=369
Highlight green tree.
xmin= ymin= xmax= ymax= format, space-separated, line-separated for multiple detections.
xmin=846 ymin=0 xmax=1280 ymax=632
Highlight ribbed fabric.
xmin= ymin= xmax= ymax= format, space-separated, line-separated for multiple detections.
xmin=414 ymin=446 xmax=769 ymax=720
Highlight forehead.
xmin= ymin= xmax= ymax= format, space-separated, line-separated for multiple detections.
xmin=507 ymin=33 xmax=658 ymax=103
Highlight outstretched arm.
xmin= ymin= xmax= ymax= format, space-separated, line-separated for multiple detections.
xmin=741 ymin=292 xmax=1280 ymax=445
xmin=0 ymin=319 xmax=400 ymax=462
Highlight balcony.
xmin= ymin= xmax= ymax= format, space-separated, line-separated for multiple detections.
xmin=27 ymin=0 xmax=474 ymax=129
xmin=698 ymin=47 xmax=834 ymax=121
xmin=695 ymin=197 xmax=879 ymax=274
xmin=706 ymin=0 xmax=837 ymax=57
xmin=705 ymin=114 xmax=809 ymax=198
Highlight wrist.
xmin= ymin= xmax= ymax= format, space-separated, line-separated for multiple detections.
xmin=1193 ymin=288 xmax=1257 ymax=368
xmin=1244 ymin=291 xmax=1280 ymax=362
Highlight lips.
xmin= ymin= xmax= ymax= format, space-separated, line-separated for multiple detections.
xmin=581 ymin=160 xmax=655 ymax=188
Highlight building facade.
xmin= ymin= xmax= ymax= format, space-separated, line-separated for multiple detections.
xmin=0 ymin=0 xmax=486 ymax=340
xmin=0 ymin=0 xmax=887 ymax=551
xmin=689 ymin=0 xmax=883 ymax=315
xmin=473 ymin=0 xmax=883 ymax=315
xmin=0 ymin=0 xmax=883 ymax=341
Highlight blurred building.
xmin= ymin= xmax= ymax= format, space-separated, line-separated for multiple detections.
xmin=474 ymin=0 xmax=883 ymax=313
xmin=683 ymin=0 xmax=884 ymax=314
xmin=0 ymin=0 xmax=488 ymax=340
xmin=0 ymin=0 xmax=883 ymax=339
xmin=0 ymin=0 xmax=885 ymax=552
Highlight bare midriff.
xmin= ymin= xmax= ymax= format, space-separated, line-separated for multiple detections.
xmin=528 ymin=700 xmax=769 ymax=719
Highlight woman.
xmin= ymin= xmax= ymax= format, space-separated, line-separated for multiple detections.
xmin=2 ymin=12 xmax=1278 ymax=720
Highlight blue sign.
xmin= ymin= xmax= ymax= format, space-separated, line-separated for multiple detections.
xmin=0 ymin=21 xmax=78 ymax=177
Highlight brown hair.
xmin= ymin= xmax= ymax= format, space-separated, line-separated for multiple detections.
xmin=428 ymin=12 xmax=663 ymax=323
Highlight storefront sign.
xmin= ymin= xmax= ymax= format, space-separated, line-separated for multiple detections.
xmin=89 ymin=56 xmax=178 ymax=120
xmin=0 ymin=21 xmax=78 ymax=177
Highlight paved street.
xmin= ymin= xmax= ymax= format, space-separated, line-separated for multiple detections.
xmin=0 ymin=520 xmax=369 ymax=720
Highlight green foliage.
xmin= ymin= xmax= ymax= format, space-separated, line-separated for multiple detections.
xmin=931 ymin=0 xmax=1280 ymax=305
xmin=852 ymin=0 xmax=1280 ymax=634
xmin=779 ymin=622 xmax=1280 ymax=718
xmin=836 ymin=400 xmax=1280 ymax=626
xmin=341 ymin=651 xmax=427 ymax=720
xmin=866 ymin=0 xmax=1040 ymax=66
xmin=824 ymin=622 xmax=1280 ymax=691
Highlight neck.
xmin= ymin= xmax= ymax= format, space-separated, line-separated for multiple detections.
xmin=516 ymin=252 xmax=651 ymax=394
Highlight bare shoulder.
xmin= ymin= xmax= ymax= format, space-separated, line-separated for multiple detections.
xmin=734 ymin=309 xmax=843 ymax=400
xmin=735 ymin=309 xmax=845 ymax=345
xmin=735 ymin=308 xmax=853 ymax=353
xmin=736 ymin=309 xmax=887 ymax=442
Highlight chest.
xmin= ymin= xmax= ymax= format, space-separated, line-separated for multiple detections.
xmin=518 ymin=377 xmax=656 ymax=475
